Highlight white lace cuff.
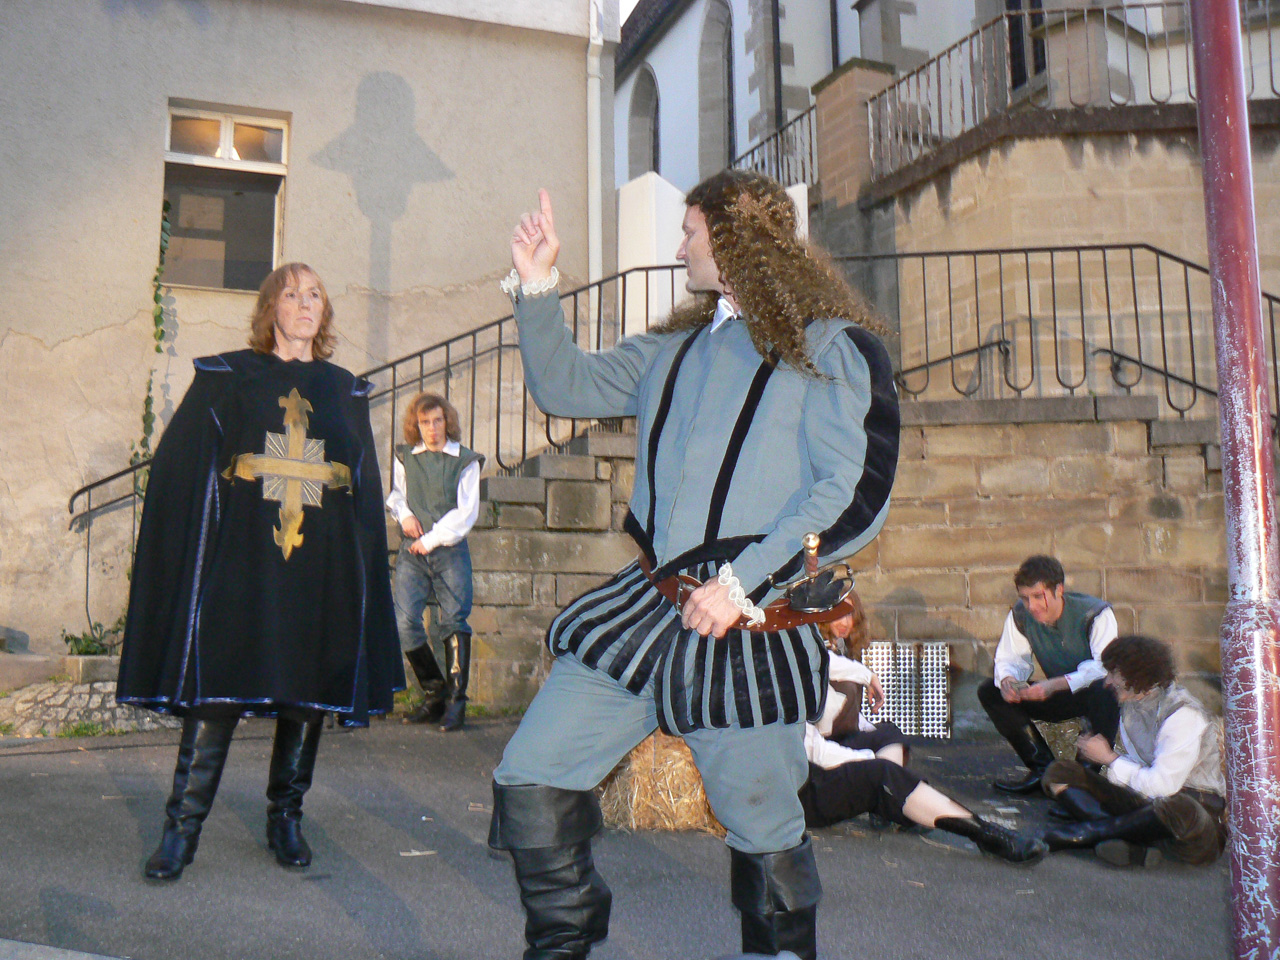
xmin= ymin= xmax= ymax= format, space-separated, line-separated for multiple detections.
xmin=717 ymin=562 xmax=767 ymax=626
xmin=500 ymin=267 xmax=559 ymax=300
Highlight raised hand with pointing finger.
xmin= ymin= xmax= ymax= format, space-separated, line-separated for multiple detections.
xmin=510 ymin=188 xmax=560 ymax=284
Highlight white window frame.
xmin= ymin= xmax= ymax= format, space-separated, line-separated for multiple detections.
xmin=164 ymin=106 xmax=289 ymax=287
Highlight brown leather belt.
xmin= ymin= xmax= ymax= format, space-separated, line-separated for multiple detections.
xmin=637 ymin=554 xmax=855 ymax=632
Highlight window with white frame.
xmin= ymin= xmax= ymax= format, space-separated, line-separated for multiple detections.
xmin=163 ymin=105 xmax=288 ymax=291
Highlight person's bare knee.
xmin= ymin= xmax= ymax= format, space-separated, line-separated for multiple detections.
xmin=876 ymin=743 xmax=905 ymax=766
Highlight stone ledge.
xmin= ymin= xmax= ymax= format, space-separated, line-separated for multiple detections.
xmin=520 ymin=454 xmax=598 ymax=480
xmin=0 ymin=680 xmax=181 ymax=738
xmin=1150 ymin=419 xmax=1219 ymax=448
xmin=480 ymin=475 xmax=545 ymax=504
xmin=1095 ymin=394 xmax=1161 ymax=422
xmin=61 ymin=655 xmax=118 ymax=684
xmin=566 ymin=432 xmax=638 ymax=459
xmin=901 ymin=396 xmax=1096 ymax=427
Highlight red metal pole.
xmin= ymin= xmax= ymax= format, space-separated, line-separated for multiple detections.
xmin=1189 ymin=2 xmax=1280 ymax=957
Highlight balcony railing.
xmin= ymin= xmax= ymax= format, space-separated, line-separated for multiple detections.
xmin=868 ymin=1 xmax=1280 ymax=180
xmin=733 ymin=105 xmax=817 ymax=187
xmin=833 ymin=242 xmax=1280 ymax=426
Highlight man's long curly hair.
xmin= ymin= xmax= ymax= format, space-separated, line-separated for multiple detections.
xmin=654 ymin=169 xmax=882 ymax=374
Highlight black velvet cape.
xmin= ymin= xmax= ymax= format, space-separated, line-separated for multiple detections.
xmin=116 ymin=350 xmax=404 ymax=725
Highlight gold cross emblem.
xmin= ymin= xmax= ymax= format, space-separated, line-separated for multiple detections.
xmin=222 ymin=388 xmax=352 ymax=560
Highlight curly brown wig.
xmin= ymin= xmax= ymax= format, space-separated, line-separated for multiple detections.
xmin=402 ymin=391 xmax=462 ymax=445
xmin=654 ymin=169 xmax=883 ymax=375
xmin=1101 ymin=634 xmax=1177 ymax=695
xmin=248 ymin=263 xmax=337 ymax=360
xmin=1014 ymin=555 xmax=1065 ymax=591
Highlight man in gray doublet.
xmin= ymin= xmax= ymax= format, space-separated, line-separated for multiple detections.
xmin=486 ymin=174 xmax=898 ymax=960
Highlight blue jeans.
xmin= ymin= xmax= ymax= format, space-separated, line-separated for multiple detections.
xmin=391 ymin=540 xmax=473 ymax=655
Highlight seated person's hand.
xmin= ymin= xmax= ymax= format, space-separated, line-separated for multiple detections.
xmin=867 ymin=674 xmax=886 ymax=712
xmin=1000 ymin=677 xmax=1026 ymax=703
xmin=1076 ymin=732 xmax=1118 ymax=765
xmin=1019 ymin=681 xmax=1051 ymax=702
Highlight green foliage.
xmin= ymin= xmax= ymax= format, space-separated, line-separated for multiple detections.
xmin=129 ymin=199 xmax=171 ymax=479
xmin=61 ymin=614 xmax=125 ymax=656
xmin=57 ymin=721 xmax=104 ymax=738
xmin=0 ymin=722 xmax=14 ymax=736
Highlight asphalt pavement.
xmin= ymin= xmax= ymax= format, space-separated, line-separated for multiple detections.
xmin=0 ymin=718 xmax=1230 ymax=960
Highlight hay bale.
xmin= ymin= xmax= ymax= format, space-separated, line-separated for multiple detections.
xmin=598 ymin=732 xmax=725 ymax=838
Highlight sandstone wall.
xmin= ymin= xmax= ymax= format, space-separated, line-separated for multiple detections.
xmin=0 ymin=0 xmax=602 ymax=657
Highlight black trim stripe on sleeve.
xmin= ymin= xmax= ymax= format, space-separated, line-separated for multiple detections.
xmin=757 ymin=325 xmax=900 ymax=600
xmin=644 ymin=331 xmax=701 ymax=543
xmin=704 ymin=360 xmax=776 ymax=542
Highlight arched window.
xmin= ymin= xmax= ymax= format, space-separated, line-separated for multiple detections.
xmin=698 ymin=0 xmax=735 ymax=179
xmin=628 ymin=66 xmax=660 ymax=181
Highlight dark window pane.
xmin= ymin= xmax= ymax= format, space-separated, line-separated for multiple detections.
xmin=170 ymin=116 xmax=222 ymax=157
xmin=233 ymin=123 xmax=284 ymax=164
xmin=162 ymin=163 xmax=281 ymax=291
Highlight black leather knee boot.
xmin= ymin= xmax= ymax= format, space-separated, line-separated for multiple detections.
xmin=404 ymin=644 xmax=446 ymax=724
xmin=1042 ymin=804 xmax=1171 ymax=866
xmin=993 ymin=721 xmax=1056 ymax=794
xmin=266 ymin=710 xmax=324 ymax=868
xmin=730 ymin=835 xmax=823 ymax=960
xmin=489 ymin=782 xmax=612 ymax=960
xmin=144 ymin=715 xmax=238 ymax=880
xmin=439 ymin=633 xmax=471 ymax=732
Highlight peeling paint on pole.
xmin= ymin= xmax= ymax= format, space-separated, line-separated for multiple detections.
xmin=1189 ymin=1 xmax=1280 ymax=956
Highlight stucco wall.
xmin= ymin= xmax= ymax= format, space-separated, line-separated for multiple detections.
xmin=0 ymin=0 xmax=604 ymax=656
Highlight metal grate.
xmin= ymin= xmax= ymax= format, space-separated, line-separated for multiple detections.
xmin=860 ymin=641 xmax=951 ymax=738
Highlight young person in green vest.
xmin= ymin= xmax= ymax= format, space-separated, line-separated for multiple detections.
xmin=978 ymin=554 xmax=1120 ymax=794
xmin=385 ymin=392 xmax=484 ymax=732
xmin=1038 ymin=634 xmax=1226 ymax=867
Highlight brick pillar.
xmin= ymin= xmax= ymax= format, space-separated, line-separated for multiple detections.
xmin=812 ymin=58 xmax=896 ymax=209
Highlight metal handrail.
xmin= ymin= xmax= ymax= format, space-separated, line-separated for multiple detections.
xmin=732 ymin=105 xmax=817 ymax=187
xmin=867 ymin=0 xmax=1280 ymax=180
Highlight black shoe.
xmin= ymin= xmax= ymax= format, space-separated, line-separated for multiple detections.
xmin=993 ymin=768 xmax=1048 ymax=795
xmin=730 ymin=836 xmax=822 ymax=960
xmin=405 ymin=683 xmax=446 ymax=725
xmin=266 ymin=711 xmax=323 ymax=869
xmin=489 ymin=783 xmax=612 ymax=959
xmin=1046 ymin=803 xmax=1076 ymax=823
xmin=439 ymin=699 xmax=466 ymax=732
xmin=935 ymin=816 xmax=1048 ymax=864
xmin=144 ymin=715 xmax=238 ymax=881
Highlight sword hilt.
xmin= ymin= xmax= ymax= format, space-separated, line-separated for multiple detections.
xmin=803 ymin=533 xmax=820 ymax=579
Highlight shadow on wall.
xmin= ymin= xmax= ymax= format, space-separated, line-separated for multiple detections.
xmin=312 ymin=72 xmax=454 ymax=364
xmin=101 ymin=0 xmax=210 ymax=25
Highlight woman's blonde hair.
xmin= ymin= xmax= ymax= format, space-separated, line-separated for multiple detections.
xmin=402 ymin=392 xmax=462 ymax=445
xmin=819 ymin=590 xmax=870 ymax=657
xmin=248 ymin=262 xmax=336 ymax=360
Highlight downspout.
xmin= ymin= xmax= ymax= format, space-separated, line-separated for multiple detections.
xmin=771 ymin=0 xmax=784 ymax=130
xmin=587 ymin=0 xmax=604 ymax=284
xmin=1188 ymin=2 xmax=1280 ymax=958
xmin=830 ymin=0 xmax=840 ymax=69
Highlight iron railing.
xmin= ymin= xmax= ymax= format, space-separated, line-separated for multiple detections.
xmin=67 ymin=241 xmax=1280 ymax=632
xmin=868 ymin=1 xmax=1280 ymax=179
xmin=733 ymin=105 xmax=817 ymax=187
xmin=66 ymin=265 xmax=688 ymax=630
xmin=832 ymin=243 xmax=1280 ymax=424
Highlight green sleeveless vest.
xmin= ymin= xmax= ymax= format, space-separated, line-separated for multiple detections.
xmin=1011 ymin=592 xmax=1108 ymax=679
xmin=398 ymin=444 xmax=483 ymax=529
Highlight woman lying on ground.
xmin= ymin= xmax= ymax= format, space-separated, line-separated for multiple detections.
xmin=800 ymin=602 xmax=1047 ymax=864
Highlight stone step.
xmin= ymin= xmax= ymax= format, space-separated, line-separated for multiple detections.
xmin=565 ymin=431 xmax=637 ymax=459
xmin=480 ymin=475 xmax=545 ymax=504
xmin=519 ymin=454 xmax=598 ymax=480
xmin=0 ymin=653 xmax=53 ymax=694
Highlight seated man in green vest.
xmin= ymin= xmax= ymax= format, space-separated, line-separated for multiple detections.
xmin=978 ymin=554 xmax=1120 ymax=794
xmin=386 ymin=392 xmax=484 ymax=732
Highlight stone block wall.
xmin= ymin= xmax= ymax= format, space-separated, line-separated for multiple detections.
xmin=464 ymin=402 xmax=1229 ymax=722
xmin=466 ymin=432 xmax=639 ymax=708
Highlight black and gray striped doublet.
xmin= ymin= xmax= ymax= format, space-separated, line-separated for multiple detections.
xmin=548 ymin=561 xmax=828 ymax=734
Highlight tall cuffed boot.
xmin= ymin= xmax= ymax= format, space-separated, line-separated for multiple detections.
xmin=266 ymin=711 xmax=324 ymax=868
xmin=144 ymin=715 xmax=238 ymax=880
xmin=1042 ymin=805 xmax=1170 ymax=867
xmin=993 ymin=722 xmax=1056 ymax=795
xmin=1051 ymin=786 xmax=1110 ymax=823
xmin=439 ymin=633 xmax=471 ymax=732
xmin=489 ymin=783 xmax=613 ymax=960
xmin=730 ymin=836 xmax=822 ymax=960
xmin=935 ymin=816 xmax=1048 ymax=864
xmin=404 ymin=644 xmax=446 ymax=725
